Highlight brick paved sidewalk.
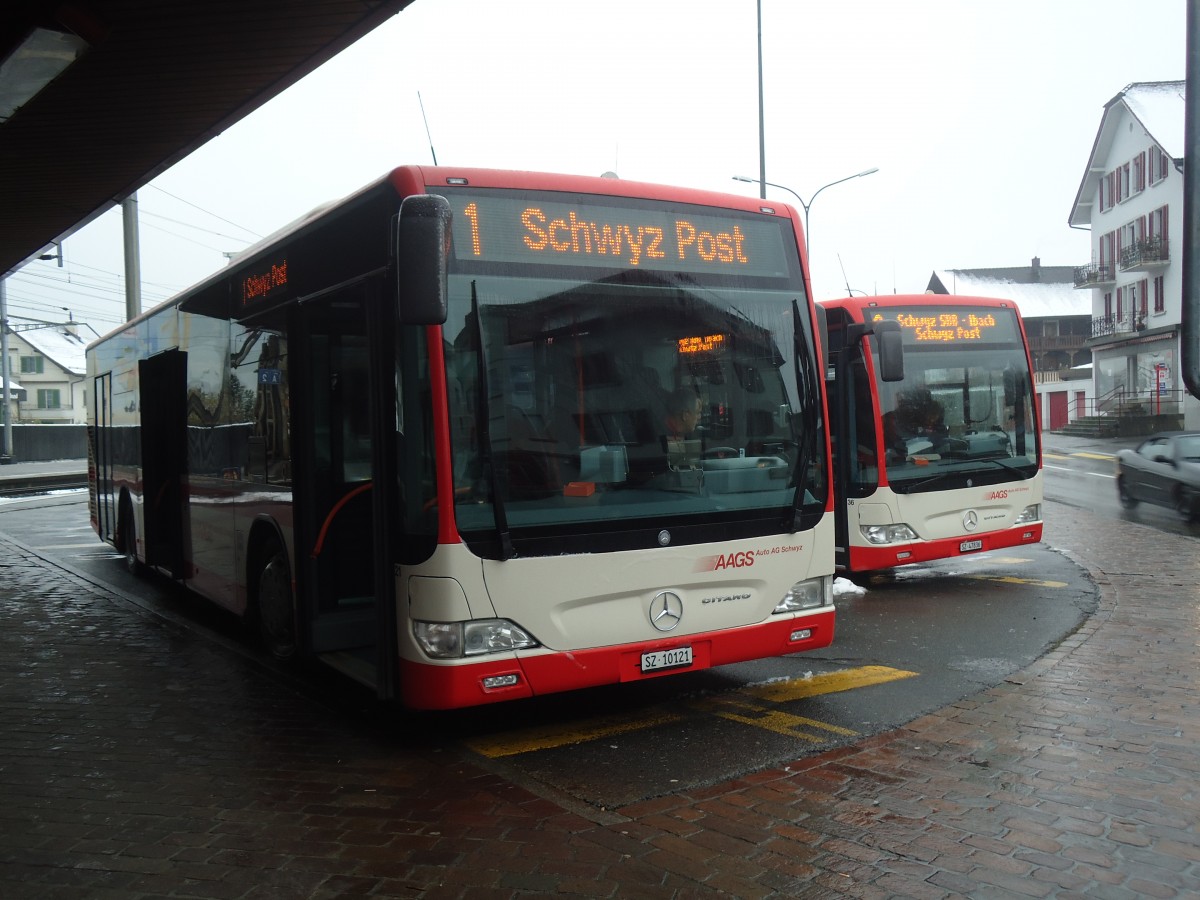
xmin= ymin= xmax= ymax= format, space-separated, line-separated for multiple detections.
xmin=1 ymin=499 xmax=1197 ymax=898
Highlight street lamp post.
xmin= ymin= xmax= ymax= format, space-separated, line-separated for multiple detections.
xmin=732 ymin=168 xmax=879 ymax=259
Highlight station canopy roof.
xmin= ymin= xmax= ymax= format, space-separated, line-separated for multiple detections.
xmin=0 ymin=0 xmax=414 ymax=279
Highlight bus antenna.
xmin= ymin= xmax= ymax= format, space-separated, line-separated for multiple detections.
xmin=418 ymin=91 xmax=438 ymax=165
xmin=838 ymin=253 xmax=853 ymax=296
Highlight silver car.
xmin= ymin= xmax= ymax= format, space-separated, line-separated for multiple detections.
xmin=1115 ymin=431 xmax=1200 ymax=522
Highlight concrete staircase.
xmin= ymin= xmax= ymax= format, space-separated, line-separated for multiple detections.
xmin=1056 ymin=412 xmax=1182 ymax=439
xmin=1056 ymin=415 xmax=1119 ymax=438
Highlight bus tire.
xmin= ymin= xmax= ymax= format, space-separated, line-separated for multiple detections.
xmin=120 ymin=498 xmax=142 ymax=576
xmin=257 ymin=543 xmax=297 ymax=660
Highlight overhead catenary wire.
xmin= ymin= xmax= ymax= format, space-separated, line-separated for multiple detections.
xmin=6 ymin=185 xmax=262 ymax=328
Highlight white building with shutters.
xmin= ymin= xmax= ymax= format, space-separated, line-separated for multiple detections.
xmin=2 ymin=319 xmax=90 ymax=424
xmin=1068 ymin=80 xmax=1198 ymax=430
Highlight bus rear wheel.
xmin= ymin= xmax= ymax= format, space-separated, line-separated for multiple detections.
xmin=257 ymin=545 xmax=296 ymax=660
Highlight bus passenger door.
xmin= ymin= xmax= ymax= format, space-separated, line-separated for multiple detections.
xmin=139 ymin=348 xmax=187 ymax=578
xmin=91 ymin=372 xmax=115 ymax=543
xmin=292 ymin=286 xmax=397 ymax=697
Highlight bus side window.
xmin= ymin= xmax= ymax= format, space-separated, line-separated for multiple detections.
xmin=339 ymin=346 xmax=372 ymax=483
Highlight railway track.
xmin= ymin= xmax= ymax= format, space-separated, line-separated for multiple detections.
xmin=0 ymin=475 xmax=88 ymax=498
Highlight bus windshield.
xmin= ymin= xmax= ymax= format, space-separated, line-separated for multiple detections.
xmin=869 ymin=305 xmax=1039 ymax=493
xmin=437 ymin=189 xmax=824 ymax=553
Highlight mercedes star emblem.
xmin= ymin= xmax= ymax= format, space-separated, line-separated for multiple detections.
xmin=649 ymin=591 xmax=684 ymax=632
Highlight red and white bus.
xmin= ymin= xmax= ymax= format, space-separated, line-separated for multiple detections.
xmin=87 ymin=166 xmax=836 ymax=709
xmin=819 ymin=295 xmax=1043 ymax=574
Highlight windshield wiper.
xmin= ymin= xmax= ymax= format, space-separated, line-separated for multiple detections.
xmin=470 ymin=281 xmax=514 ymax=559
xmin=892 ymin=456 xmax=1031 ymax=493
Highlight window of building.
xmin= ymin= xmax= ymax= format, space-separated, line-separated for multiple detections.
xmin=1104 ymin=292 xmax=1113 ymax=318
xmin=1133 ymin=151 xmax=1146 ymax=194
xmin=1149 ymin=145 xmax=1169 ymax=185
xmin=1154 ymin=275 xmax=1165 ymax=314
xmin=36 ymin=388 xmax=61 ymax=409
xmin=1119 ymin=162 xmax=1130 ymax=202
xmin=1119 ymin=220 xmax=1141 ymax=251
xmin=1148 ymin=205 xmax=1168 ymax=241
xmin=1100 ymin=231 xmax=1116 ymax=268
xmin=19 ymin=355 xmax=45 ymax=375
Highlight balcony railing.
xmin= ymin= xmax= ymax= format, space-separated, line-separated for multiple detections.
xmin=1119 ymin=235 xmax=1169 ymax=271
xmin=1091 ymin=311 xmax=1147 ymax=338
xmin=1027 ymin=334 xmax=1087 ymax=352
xmin=1073 ymin=262 xmax=1115 ymax=288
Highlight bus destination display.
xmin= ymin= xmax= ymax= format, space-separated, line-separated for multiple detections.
xmin=241 ymin=258 xmax=288 ymax=307
xmin=870 ymin=306 xmax=1020 ymax=344
xmin=441 ymin=191 xmax=793 ymax=278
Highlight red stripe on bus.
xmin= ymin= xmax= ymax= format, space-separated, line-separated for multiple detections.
xmin=398 ymin=610 xmax=835 ymax=710
xmin=848 ymin=523 xmax=1043 ymax=572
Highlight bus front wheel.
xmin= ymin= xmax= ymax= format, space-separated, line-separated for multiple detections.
xmin=257 ymin=545 xmax=297 ymax=660
xmin=120 ymin=499 xmax=142 ymax=576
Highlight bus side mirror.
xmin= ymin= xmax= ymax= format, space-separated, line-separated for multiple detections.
xmin=395 ymin=194 xmax=451 ymax=325
xmin=872 ymin=320 xmax=904 ymax=382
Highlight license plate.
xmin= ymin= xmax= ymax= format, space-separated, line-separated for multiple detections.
xmin=641 ymin=645 xmax=693 ymax=672
xmin=960 ymin=539 xmax=983 ymax=552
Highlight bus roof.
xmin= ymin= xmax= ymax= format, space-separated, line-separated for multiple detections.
xmin=819 ymin=294 xmax=1024 ymax=315
xmin=89 ymin=165 xmax=805 ymax=348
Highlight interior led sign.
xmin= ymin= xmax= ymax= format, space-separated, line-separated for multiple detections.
xmin=242 ymin=259 xmax=288 ymax=306
xmin=870 ymin=306 xmax=1020 ymax=344
xmin=439 ymin=189 xmax=793 ymax=278
xmin=678 ymin=333 xmax=726 ymax=354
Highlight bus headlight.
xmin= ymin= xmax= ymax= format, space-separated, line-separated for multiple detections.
xmin=773 ymin=575 xmax=832 ymax=613
xmin=413 ymin=619 xmax=539 ymax=659
xmin=860 ymin=523 xmax=918 ymax=545
xmin=1014 ymin=504 xmax=1041 ymax=525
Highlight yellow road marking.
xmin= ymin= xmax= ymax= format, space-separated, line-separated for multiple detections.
xmin=964 ymin=574 xmax=1067 ymax=588
xmin=746 ymin=665 xmax=918 ymax=704
xmin=465 ymin=710 xmax=686 ymax=758
xmin=700 ymin=694 xmax=860 ymax=741
xmin=1073 ymin=451 xmax=1115 ymax=460
xmin=465 ymin=665 xmax=918 ymax=758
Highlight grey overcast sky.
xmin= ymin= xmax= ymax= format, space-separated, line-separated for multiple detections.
xmin=6 ymin=0 xmax=1187 ymax=335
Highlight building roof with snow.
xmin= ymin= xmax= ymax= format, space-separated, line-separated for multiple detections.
xmin=1069 ymin=80 xmax=1184 ymax=229
xmin=926 ymin=258 xmax=1089 ymax=319
xmin=9 ymin=322 xmax=89 ymax=375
